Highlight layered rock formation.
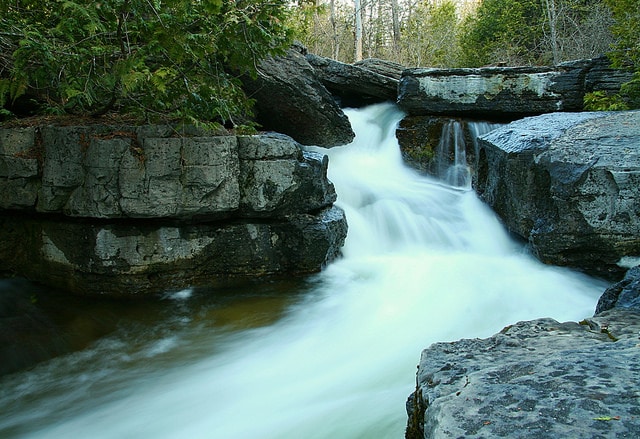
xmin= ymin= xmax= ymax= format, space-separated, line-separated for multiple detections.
xmin=398 ymin=57 xmax=634 ymax=117
xmin=0 ymin=125 xmax=347 ymax=296
xmin=475 ymin=110 xmax=640 ymax=278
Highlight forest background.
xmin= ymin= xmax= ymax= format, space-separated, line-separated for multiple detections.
xmin=1 ymin=0 xmax=638 ymax=125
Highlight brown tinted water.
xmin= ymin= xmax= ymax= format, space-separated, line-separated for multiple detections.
xmin=0 ymin=276 xmax=308 ymax=377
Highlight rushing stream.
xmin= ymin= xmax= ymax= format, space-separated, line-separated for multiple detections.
xmin=0 ymin=104 xmax=607 ymax=438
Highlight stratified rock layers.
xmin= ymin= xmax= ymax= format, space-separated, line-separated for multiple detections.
xmin=398 ymin=57 xmax=634 ymax=117
xmin=0 ymin=125 xmax=347 ymax=296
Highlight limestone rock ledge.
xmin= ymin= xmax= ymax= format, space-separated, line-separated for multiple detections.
xmin=398 ymin=57 xmax=634 ymax=117
xmin=476 ymin=110 xmax=640 ymax=278
xmin=406 ymin=307 xmax=640 ymax=439
xmin=0 ymin=125 xmax=347 ymax=296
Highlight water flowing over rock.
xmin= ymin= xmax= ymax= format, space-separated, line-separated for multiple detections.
xmin=406 ymin=307 xmax=640 ymax=439
xmin=476 ymin=110 xmax=640 ymax=278
xmin=398 ymin=57 xmax=633 ymax=117
xmin=0 ymin=125 xmax=347 ymax=296
xmin=0 ymin=103 xmax=614 ymax=438
xmin=240 ymin=44 xmax=354 ymax=147
xmin=396 ymin=116 xmax=501 ymax=187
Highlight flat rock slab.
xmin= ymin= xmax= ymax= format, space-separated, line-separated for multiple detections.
xmin=406 ymin=308 xmax=640 ymax=439
xmin=398 ymin=58 xmax=633 ymax=117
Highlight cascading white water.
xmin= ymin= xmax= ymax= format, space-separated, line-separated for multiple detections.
xmin=437 ymin=120 xmax=469 ymax=188
xmin=435 ymin=119 xmax=502 ymax=189
xmin=0 ymin=103 xmax=607 ymax=439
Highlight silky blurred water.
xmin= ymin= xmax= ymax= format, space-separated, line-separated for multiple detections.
xmin=0 ymin=103 xmax=607 ymax=439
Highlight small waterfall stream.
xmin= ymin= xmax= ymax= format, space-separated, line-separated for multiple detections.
xmin=435 ymin=119 xmax=502 ymax=189
xmin=0 ymin=103 xmax=607 ymax=439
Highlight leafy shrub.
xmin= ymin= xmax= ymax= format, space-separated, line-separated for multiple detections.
xmin=588 ymin=0 xmax=640 ymax=110
xmin=0 ymin=0 xmax=293 ymax=126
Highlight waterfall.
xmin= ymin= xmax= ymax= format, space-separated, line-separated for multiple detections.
xmin=0 ymin=103 xmax=606 ymax=439
xmin=434 ymin=119 xmax=502 ymax=189
xmin=437 ymin=120 xmax=468 ymax=188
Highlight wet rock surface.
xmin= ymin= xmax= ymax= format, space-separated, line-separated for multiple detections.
xmin=596 ymin=265 xmax=640 ymax=314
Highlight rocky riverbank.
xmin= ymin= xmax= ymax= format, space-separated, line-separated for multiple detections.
xmin=406 ymin=267 xmax=640 ymax=439
xmin=0 ymin=125 xmax=347 ymax=296
xmin=477 ymin=110 xmax=640 ymax=278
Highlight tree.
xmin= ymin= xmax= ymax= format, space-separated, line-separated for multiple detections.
xmin=459 ymin=0 xmax=613 ymax=67
xmin=541 ymin=0 xmax=614 ymax=63
xmin=459 ymin=0 xmax=545 ymax=66
xmin=543 ymin=0 xmax=559 ymax=64
xmin=288 ymin=0 xmax=354 ymax=62
xmin=0 ymin=0 xmax=294 ymax=126
xmin=354 ymin=0 xmax=364 ymax=61
xmin=391 ymin=0 xmax=401 ymax=54
xmin=585 ymin=0 xmax=640 ymax=109
xmin=604 ymin=0 xmax=640 ymax=69
xmin=288 ymin=0 xmax=621 ymax=70
xmin=402 ymin=0 xmax=462 ymax=67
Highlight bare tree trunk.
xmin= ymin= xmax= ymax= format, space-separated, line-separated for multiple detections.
xmin=354 ymin=0 xmax=363 ymax=61
xmin=330 ymin=0 xmax=340 ymax=59
xmin=391 ymin=0 xmax=400 ymax=55
xmin=544 ymin=0 xmax=559 ymax=65
xmin=312 ymin=0 xmax=321 ymax=55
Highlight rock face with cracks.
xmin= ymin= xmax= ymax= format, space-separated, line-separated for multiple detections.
xmin=0 ymin=124 xmax=347 ymax=296
xmin=476 ymin=110 xmax=640 ymax=278
xmin=397 ymin=57 xmax=634 ymax=117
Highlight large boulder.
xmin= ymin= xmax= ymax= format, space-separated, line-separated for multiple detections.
xmin=240 ymin=44 xmax=354 ymax=147
xmin=475 ymin=110 xmax=640 ymax=278
xmin=0 ymin=124 xmax=348 ymax=296
xmin=398 ymin=57 xmax=634 ymax=117
xmin=406 ymin=263 xmax=640 ymax=439
xmin=306 ymin=54 xmax=402 ymax=107
xmin=406 ymin=307 xmax=640 ymax=439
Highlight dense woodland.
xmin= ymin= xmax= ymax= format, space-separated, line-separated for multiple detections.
xmin=1 ymin=0 xmax=638 ymax=125
xmin=293 ymin=0 xmax=619 ymax=67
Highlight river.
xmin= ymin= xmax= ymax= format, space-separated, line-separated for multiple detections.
xmin=0 ymin=103 xmax=607 ymax=438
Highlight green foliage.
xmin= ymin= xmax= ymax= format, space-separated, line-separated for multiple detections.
xmin=620 ymin=73 xmax=640 ymax=108
xmin=604 ymin=0 xmax=640 ymax=69
xmin=459 ymin=0 xmax=545 ymax=66
xmin=287 ymin=0 xmax=353 ymax=62
xmin=402 ymin=0 xmax=462 ymax=67
xmin=0 ymin=0 xmax=294 ymax=124
xmin=583 ymin=90 xmax=630 ymax=111
xmin=584 ymin=72 xmax=640 ymax=111
xmin=584 ymin=0 xmax=640 ymax=110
